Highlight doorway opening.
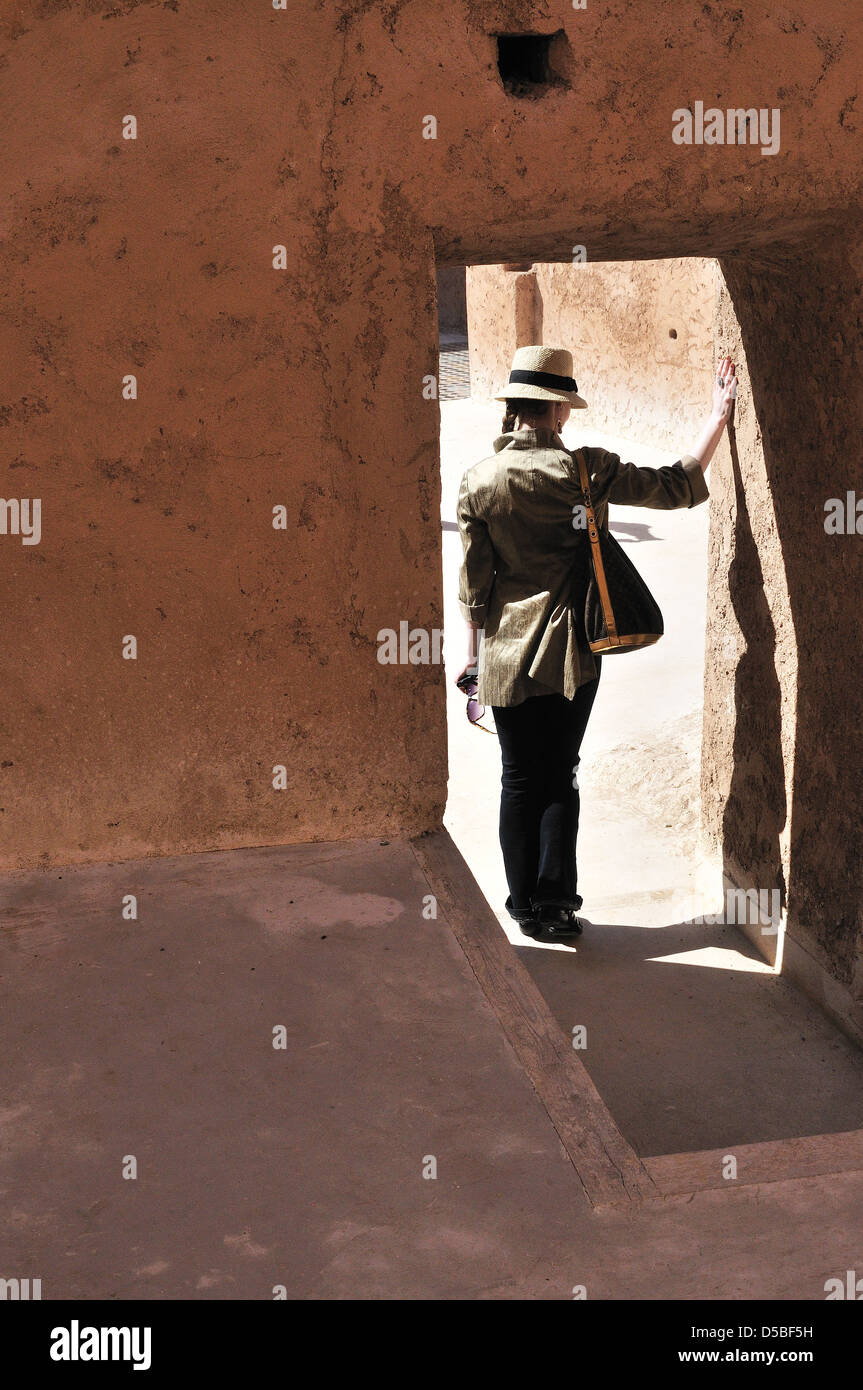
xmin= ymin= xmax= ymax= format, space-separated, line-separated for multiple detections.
xmin=436 ymin=255 xmax=863 ymax=1160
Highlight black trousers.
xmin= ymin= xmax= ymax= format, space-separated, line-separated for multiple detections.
xmin=491 ymin=660 xmax=602 ymax=919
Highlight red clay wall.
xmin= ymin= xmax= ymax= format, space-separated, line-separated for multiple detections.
xmin=703 ymin=242 xmax=863 ymax=1033
xmin=2 ymin=0 xmax=862 ymax=1000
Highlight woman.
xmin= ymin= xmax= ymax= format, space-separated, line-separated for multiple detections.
xmin=455 ymin=344 xmax=737 ymax=939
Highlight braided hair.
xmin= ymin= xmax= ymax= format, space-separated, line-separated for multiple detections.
xmin=501 ymin=396 xmax=557 ymax=433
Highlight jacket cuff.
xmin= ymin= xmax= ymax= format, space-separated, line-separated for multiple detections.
xmin=681 ymin=455 xmax=709 ymax=507
xmin=459 ymin=600 xmax=486 ymax=625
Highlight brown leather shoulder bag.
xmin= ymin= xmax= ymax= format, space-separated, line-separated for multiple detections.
xmin=574 ymin=448 xmax=664 ymax=655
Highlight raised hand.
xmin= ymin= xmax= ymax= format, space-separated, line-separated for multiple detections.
xmin=712 ymin=356 xmax=738 ymax=424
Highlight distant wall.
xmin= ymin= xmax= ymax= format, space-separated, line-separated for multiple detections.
xmin=436 ymin=267 xmax=467 ymax=335
xmin=466 ymin=258 xmax=716 ymax=452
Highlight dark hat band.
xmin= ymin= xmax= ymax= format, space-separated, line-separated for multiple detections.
xmin=508 ymin=368 xmax=578 ymax=393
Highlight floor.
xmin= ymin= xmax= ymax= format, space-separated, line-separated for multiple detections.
xmin=438 ymin=334 xmax=470 ymax=401
xmin=3 ymin=835 xmax=863 ymax=1300
xmin=0 ymin=839 xmax=583 ymax=1299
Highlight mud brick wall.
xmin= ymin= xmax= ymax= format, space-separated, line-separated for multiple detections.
xmin=1 ymin=0 xmax=861 ymax=1040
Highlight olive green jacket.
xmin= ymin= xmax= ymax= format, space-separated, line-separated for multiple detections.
xmin=457 ymin=427 xmax=709 ymax=707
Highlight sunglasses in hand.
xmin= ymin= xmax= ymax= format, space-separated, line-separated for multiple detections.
xmin=455 ymin=666 xmax=495 ymax=734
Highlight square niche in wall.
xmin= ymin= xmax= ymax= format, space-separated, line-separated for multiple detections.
xmin=494 ymin=30 xmax=573 ymax=98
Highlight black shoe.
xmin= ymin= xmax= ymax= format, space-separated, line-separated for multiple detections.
xmin=504 ymin=895 xmax=540 ymax=935
xmin=534 ymin=906 xmax=584 ymax=938
xmin=518 ymin=914 xmax=542 ymax=939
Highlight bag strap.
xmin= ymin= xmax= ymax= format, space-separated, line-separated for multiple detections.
xmin=574 ymin=448 xmax=619 ymax=644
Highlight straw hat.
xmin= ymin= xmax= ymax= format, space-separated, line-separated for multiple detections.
xmin=494 ymin=345 xmax=588 ymax=409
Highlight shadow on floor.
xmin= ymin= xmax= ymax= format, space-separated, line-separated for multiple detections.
xmin=514 ymin=914 xmax=863 ymax=1157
